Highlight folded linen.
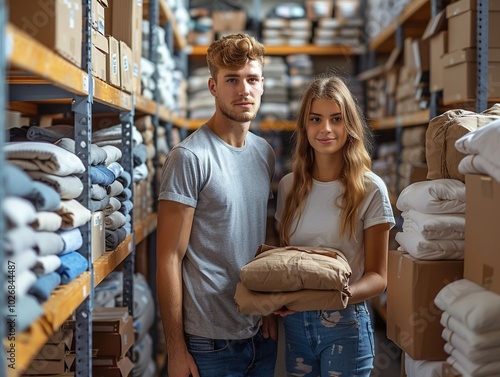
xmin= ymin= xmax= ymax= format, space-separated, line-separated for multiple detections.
xmin=28 ymin=181 xmax=61 ymax=212
xmin=234 ymin=282 xmax=349 ymax=316
xmin=447 ymin=353 xmax=500 ymax=377
xmin=4 ymin=141 xmax=85 ymax=176
xmin=396 ymin=179 xmax=466 ymax=214
xmin=435 ymin=279 xmax=500 ymax=333
xmin=395 ymin=228 xmax=464 ymax=260
xmin=28 ymin=271 xmax=61 ymax=302
xmin=27 ymin=171 xmax=83 ymax=199
xmin=56 ymin=251 xmax=88 ymax=284
xmin=404 ymin=353 xmax=443 ymax=377
xmin=58 ymin=228 xmax=84 ymax=254
xmin=3 ymin=196 xmax=37 ymax=227
xmin=442 ymin=328 xmax=500 ymax=364
xmin=458 ymin=154 xmax=500 ymax=183
xmin=32 ymin=211 xmax=63 ymax=232
xmin=33 ymin=255 xmax=62 ymax=275
xmin=56 ymin=199 xmax=92 ymax=230
xmin=402 ymin=210 xmax=465 ymax=240
xmin=441 ymin=312 xmax=500 ymax=349
xmin=55 ymin=137 xmax=108 ymax=166
xmin=101 ymin=145 xmax=122 ymax=166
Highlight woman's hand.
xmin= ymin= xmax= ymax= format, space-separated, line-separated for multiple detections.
xmin=273 ymin=307 xmax=297 ymax=317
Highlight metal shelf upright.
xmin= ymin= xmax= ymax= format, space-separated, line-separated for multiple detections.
xmin=0 ymin=0 xmax=6 ymax=372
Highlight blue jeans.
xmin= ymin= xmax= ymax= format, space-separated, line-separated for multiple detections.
xmin=282 ymin=302 xmax=375 ymax=377
xmin=185 ymin=329 xmax=277 ymax=377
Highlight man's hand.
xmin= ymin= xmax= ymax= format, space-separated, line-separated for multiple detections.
xmin=261 ymin=314 xmax=278 ymax=341
xmin=167 ymin=349 xmax=200 ymax=377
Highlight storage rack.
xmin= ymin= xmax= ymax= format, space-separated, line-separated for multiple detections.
xmin=2 ymin=0 xmax=186 ymax=375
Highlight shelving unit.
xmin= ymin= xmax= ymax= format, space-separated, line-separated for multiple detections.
xmin=1 ymin=0 xmax=187 ymax=375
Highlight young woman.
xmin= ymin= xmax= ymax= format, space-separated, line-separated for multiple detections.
xmin=275 ymin=75 xmax=395 ymax=376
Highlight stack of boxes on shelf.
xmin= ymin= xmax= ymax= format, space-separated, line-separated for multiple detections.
xmin=8 ymin=0 xmax=143 ymax=95
xmin=441 ymin=0 xmax=500 ymax=104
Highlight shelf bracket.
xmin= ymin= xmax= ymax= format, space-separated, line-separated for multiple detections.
xmin=476 ymin=0 xmax=489 ymax=112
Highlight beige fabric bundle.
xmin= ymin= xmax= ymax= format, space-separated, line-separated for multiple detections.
xmin=425 ymin=104 xmax=500 ymax=182
xmin=235 ymin=244 xmax=352 ymax=315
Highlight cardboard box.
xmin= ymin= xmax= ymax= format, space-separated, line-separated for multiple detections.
xmin=386 ymin=250 xmax=464 ymax=360
xmin=91 ymin=211 xmax=105 ymax=263
xmin=92 ymin=356 xmax=134 ymax=377
xmin=92 ymin=0 xmax=108 ymax=34
xmin=9 ymin=0 xmax=82 ymax=67
xmin=107 ymin=36 xmax=121 ymax=88
xmin=430 ymin=31 xmax=447 ymax=92
xmin=442 ymin=48 xmax=500 ymax=104
xmin=212 ymin=10 xmax=246 ymax=32
xmin=92 ymin=43 xmax=107 ymax=82
xmin=305 ymin=0 xmax=333 ymax=20
xmin=446 ymin=0 xmax=500 ymax=52
xmin=119 ymin=41 xmax=133 ymax=93
xmin=91 ymin=307 xmax=134 ymax=358
xmin=464 ymin=174 xmax=500 ymax=295
xmin=110 ymin=0 xmax=142 ymax=93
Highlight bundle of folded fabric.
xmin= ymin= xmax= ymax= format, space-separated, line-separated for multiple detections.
xmin=404 ymin=353 xmax=443 ymax=377
xmin=455 ymin=118 xmax=500 ymax=182
xmin=234 ymin=244 xmax=352 ymax=315
xmin=435 ymin=279 xmax=500 ymax=376
xmin=395 ymin=179 xmax=466 ymax=260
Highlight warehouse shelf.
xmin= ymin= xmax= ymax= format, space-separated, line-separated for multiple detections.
xmin=369 ymin=0 xmax=431 ymax=53
xmin=369 ymin=109 xmax=431 ymax=130
xmin=143 ymin=0 xmax=187 ymax=50
xmin=188 ymin=44 xmax=362 ymax=57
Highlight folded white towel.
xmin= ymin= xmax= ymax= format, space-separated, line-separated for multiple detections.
xmin=458 ymin=154 xmax=500 ymax=183
xmin=395 ymin=228 xmax=464 ymax=260
xmin=442 ymin=328 xmax=500 ymax=364
xmin=435 ymin=279 xmax=500 ymax=333
xmin=441 ymin=312 xmax=500 ymax=349
xmin=402 ymin=210 xmax=465 ymax=240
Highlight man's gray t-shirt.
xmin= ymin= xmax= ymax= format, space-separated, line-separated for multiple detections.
xmin=158 ymin=124 xmax=275 ymax=339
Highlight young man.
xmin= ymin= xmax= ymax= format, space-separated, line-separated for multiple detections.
xmin=157 ymin=34 xmax=277 ymax=377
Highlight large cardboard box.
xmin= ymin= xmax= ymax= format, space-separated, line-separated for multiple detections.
xmin=92 ymin=0 xmax=108 ymax=34
xmin=9 ymin=0 xmax=82 ymax=67
xmin=386 ymin=250 xmax=464 ymax=360
xmin=429 ymin=31 xmax=447 ymax=92
xmin=442 ymin=48 xmax=500 ymax=104
xmin=109 ymin=0 xmax=142 ymax=93
xmin=446 ymin=0 xmax=500 ymax=52
xmin=92 ymin=30 xmax=108 ymax=82
xmin=91 ymin=211 xmax=105 ymax=263
xmin=107 ymin=36 xmax=121 ymax=88
xmin=92 ymin=307 xmax=134 ymax=358
xmin=212 ymin=10 xmax=246 ymax=32
xmin=464 ymin=174 xmax=500 ymax=295
xmin=92 ymin=356 xmax=134 ymax=377
xmin=119 ymin=41 xmax=133 ymax=93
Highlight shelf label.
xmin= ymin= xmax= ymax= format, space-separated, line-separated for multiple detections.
xmin=83 ymin=285 xmax=87 ymax=298
xmin=83 ymin=74 xmax=89 ymax=94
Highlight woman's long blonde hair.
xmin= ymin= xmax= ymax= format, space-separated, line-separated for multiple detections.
xmin=279 ymin=75 xmax=373 ymax=245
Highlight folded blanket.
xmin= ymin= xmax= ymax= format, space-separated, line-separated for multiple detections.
xmin=26 ymin=125 xmax=74 ymax=143
xmin=102 ymin=145 xmax=122 ymax=166
xmin=3 ymin=163 xmax=35 ymax=197
xmin=395 ymin=229 xmax=464 ymax=260
xmin=455 ymin=118 xmax=500 ymax=170
xmin=396 ymin=179 xmax=466 ymax=214
xmin=4 ymin=141 xmax=85 ymax=176
xmin=117 ymin=170 xmax=132 ymax=188
xmin=3 ymin=196 xmax=37 ymax=227
xmin=107 ymin=180 xmax=124 ymax=197
xmin=28 ymin=272 xmax=61 ymax=302
xmin=105 ymin=211 xmax=127 ymax=231
xmin=133 ymin=164 xmax=149 ymax=182
xmin=458 ymin=154 xmax=500 ymax=183
xmin=27 ymin=181 xmax=62 ymax=212
xmin=91 ymin=184 xmax=108 ymax=200
xmin=7 ymin=249 xmax=37 ymax=275
xmin=234 ymin=282 xmax=349 ymax=316
xmin=90 ymin=164 xmax=116 ymax=186
xmin=240 ymin=245 xmax=352 ymax=293
xmin=56 ymin=251 xmax=88 ymax=284
xmin=104 ymin=197 xmax=122 ymax=216
xmin=402 ymin=210 xmax=465 ymax=240
xmin=106 ymin=161 xmax=124 ymax=179
xmin=58 ymin=228 xmax=84 ymax=254
xmin=441 ymin=312 xmax=500 ymax=349
xmin=4 ymin=226 xmax=37 ymax=255
xmin=404 ymin=353 xmax=443 ymax=377
xmin=447 ymin=353 xmax=500 ymax=377
xmin=435 ymin=279 xmax=500 ymax=333
xmin=12 ymin=294 xmax=44 ymax=333
xmin=90 ymin=196 xmax=110 ymax=212
xmin=33 ymin=231 xmax=65 ymax=256
xmin=442 ymin=328 xmax=500 ymax=364
xmin=32 ymin=211 xmax=63 ymax=232
xmin=56 ymin=199 xmax=92 ymax=230
xmin=27 ymin=171 xmax=83 ymax=199
xmin=105 ymin=227 xmax=128 ymax=250
xmin=55 ymin=137 xmax=108 ymax=166
xmin=33 ymin=255 xmax=62 ymax=275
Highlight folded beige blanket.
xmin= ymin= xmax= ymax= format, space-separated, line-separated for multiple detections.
xmin=4 ymin=142 xmax=85 ymax=176
xmin=234 ymin=283 xmax=350 ymax=315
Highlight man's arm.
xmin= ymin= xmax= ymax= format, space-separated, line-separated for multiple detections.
xmin=156 ymin=199 xmax=199 ymax=377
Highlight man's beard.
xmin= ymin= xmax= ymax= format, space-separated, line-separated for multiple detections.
xmin=217 ymin=98 xmax=260 ymax=123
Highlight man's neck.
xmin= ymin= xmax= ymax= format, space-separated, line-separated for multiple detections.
xmin=206 ymin=115 xmax=250 ymax=148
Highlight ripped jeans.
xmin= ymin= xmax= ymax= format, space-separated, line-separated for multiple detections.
xmin=282 ymin=302 xmax=374 ymax=377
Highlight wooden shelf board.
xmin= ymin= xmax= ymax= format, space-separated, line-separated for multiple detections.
xmin=135 ymin=95 xmax=158 ymax=116
xmin=370 ymin=109 xmax=430 ymax=130
xmin=369 ymin=0 xmax=430 ymax=53
xmin=188 ymin=44 xmax=360 ymax=57
xmin=94 ymin=80 xmax=133 ymax=112
xmin=158 ymin=105 xmax=171 ymax=122
xmin=93 ymin=234 xmax=134 ymax=286
xmin=7 ymin=24 xmax=87 ymax=96
xmin=9 ymin=272 xmax=91 ymax=376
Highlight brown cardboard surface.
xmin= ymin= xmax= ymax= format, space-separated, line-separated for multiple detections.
xmin=442 ymin=49 xmax=500 ymax=104
xmin=386 ymin=250 xmax=464 ymax=360
xmin=446 ymin=0 xmax=500 ymax=52
xmin=119 ymin=41 xmax=133 ymax=93
xmin=212 ymin=10 xmax=246 ymax=32
xmin=9 ymin=0 xmax=82 ymax=67
xmin=92 ymin=356 xmax=134 ymax=377
xmin=107 ymin=36 xmax=121 ymax=88
xmin=430 ymin=31 xmax=447 ymax=92
xmin=91 ymin=211 xmax=105 ymax=263
xmin=465 ymin=174 xmax=500 ymax=295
